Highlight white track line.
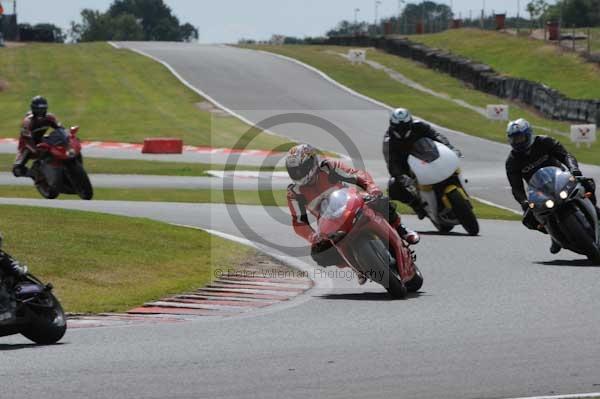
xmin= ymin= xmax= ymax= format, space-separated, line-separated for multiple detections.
xmin=172 ymin=224 xmax=332 ymax=291
xmin=108 ymin=42 xmax=285 ymax=141
xmin=251 ymin=47 xmax=509 ymax=150
xmin=110 ymin=41 xmax=516 ymax=214
xmin=472 ymin=196 xmax=521 ymax=215
xmin=505 ymin=393 xmax=600 ymax=399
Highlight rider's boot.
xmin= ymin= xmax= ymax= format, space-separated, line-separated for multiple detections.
xmin=357 ymin=272 xmax=368 ymax=285
xmin=398 ymin=224 xmax=420 ymax=245
xmin=12 ymin=149 xmax=30 ymax=178
xmin=550 ymin=238 xmax=562 ymax=254
xmin=408 ymin=199 xmax=427 ymax=220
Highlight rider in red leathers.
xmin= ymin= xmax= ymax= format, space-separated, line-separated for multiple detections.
xmin=286 ymin=144 xmax=419 ymax=284
xmin=13 ymin=96 xmax=63 ymax=178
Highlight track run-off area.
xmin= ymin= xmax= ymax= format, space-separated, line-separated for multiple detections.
xmin=1 ymin=43 xmax=599 ymax=399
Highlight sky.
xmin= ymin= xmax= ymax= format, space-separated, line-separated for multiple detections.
xmin=4 ymin=0 xmax=559 ymax=43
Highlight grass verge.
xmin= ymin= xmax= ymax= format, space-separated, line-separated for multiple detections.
xmin=410 ymin=28 xmax=600 ymax=99
xmin=0 ymin=154 xmax=283 ymax=177
xmin=0 ymin=42 xmax=293 ymax=150
xmin=247 ymin=44 xmax=599 ymax=165
xmin=0 ymin=185 xmax=519 ymax=220
xmin=1 ymin=204 xmax=254 ymax=313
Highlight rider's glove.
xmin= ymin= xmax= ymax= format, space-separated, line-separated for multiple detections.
xmin=309 ymin=232 xmax=327 ymax=246
xmin=571 ymin=169 xmax=583 ymax=177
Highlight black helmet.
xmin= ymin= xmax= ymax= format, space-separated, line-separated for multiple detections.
xmin=31 ymin=96 xmax=48 ymax=118
xmin=389 ymin=108 xmax=413 ymax=139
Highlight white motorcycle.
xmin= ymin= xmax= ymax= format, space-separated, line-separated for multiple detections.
xmin=406 ymin=137 xmax=479 ymax=235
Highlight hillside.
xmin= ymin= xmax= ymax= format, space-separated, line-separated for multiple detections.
xmin=0 ymin=42 xmax=290 ymax=150
xmin=410 ymin=28 xmax=600 ymax=99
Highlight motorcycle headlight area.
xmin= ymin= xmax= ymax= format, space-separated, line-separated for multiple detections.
xmin=545 ymin=200 xmax=555 ymax=209
xmin=320 ymin=190 xmax=349 ymax=219
xmin=559 ymin=190 xmax=568 ymax=200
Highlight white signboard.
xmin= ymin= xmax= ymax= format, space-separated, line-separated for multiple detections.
xmin=486 ymin=104 xmax=509 ymax=121
xmin=348 ymin=49 xmax=366 ymax=64
xmin=570 ymin=124 xmax=596 ymax=147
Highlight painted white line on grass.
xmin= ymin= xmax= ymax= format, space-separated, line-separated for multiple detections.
xmin=250 ymin=47 xmax=509 ymax=150
xmin=172 ymin=224 xmax=332 ymax=291
xmin=112 ymin=42 xmax=518 ymax=215
xmin=472 ymin=196 xmax=521 ymax=215
xmin=505 ymin=393 xmax=600 ymax=399
xmin=248 ymin=48 xmax=520 ymax=214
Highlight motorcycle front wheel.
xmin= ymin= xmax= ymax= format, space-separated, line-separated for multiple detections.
xmin=20 ymin=291 xmax=67 ymax=345
xmin=560 ymin=209 xmax=600 ymax=264
xmin=356 ymin=236 xmax=407 ymax=299
xmin=447 ymin=189 xmax=479 ymax=236
xmin=66 ymin=160 xmax=93 ymax=200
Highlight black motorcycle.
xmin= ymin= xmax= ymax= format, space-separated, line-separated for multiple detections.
xmin=0 ymin=261 xmax=67 ymax=344
xmin=527 ymin=166 xmax=600 ymax=263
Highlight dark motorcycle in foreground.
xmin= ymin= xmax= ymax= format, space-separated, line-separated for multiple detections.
xmin=0 ymin=255 xmax=66 ymax=345
xmin=527 ymin=166 xmax=600 ymax=263
xmin=29 ymin=126 xmax=93 ymax=200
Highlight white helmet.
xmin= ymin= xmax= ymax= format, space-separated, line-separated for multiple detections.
xmin=390 ymin=108 xmax=413 ymax=139
xmin=285 ymin=144 xmax=320 ymax=185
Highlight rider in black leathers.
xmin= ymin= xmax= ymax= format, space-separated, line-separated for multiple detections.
xmin=505 ymin=118 xmax=599 ymax=254
xmin=0 ymin=233 xmax=27 ymax=323
xmin=383 ymin=108 xmax=461 ymax=219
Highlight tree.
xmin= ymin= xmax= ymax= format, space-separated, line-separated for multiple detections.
xmin=526 ymin=0 xmax=549 ymax=28
xmin=542 ymin=0 xmax=599 ymax=27
xmin=71 ymin=0 xmax=198 ymax=42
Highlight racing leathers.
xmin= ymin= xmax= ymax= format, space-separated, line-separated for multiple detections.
xmin=383 ymin=120 xmax=458 ymax=213
xmin=13 ymin=112 xmax=63 ymax=177
xmin=0 ymin=250 xmax=27 ymax=323
xmin=287 ymin=158 xmax=413 ymax=267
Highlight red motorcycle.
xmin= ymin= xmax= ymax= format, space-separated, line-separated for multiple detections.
xmin=318 ymin=187 xmax=423 ymax=298
xmin=29 ymin=126 xmax=93 ymax=200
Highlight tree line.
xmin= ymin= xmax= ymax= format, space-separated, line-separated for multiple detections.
xmin=70 ymin=0 xmax=198 ymax=42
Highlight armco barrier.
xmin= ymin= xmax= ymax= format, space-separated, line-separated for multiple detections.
xmin=142 ymin=138 xmax=183 ymax=154
xmin=325 ymin=36 xmax=600 ymax=124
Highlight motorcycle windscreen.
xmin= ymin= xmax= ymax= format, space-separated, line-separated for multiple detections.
xmin=408 ymin=140 xmax=459 ymax=185
xmin=527 ymin=166 xmax=571 ymax=204
xmin=320 ymin=188 xmax=350 ymax=220
xmin=408 ymin=137 xmax=440 ymax=163
xmin=42 ymin=129 xmax=69 ymax=146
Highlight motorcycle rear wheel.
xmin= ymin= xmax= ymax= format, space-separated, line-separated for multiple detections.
xmin=356 ymin=237 xmax=407 ymax=299
xmin=20 ymin=292 xmax=67 ymax=345
xmin=405 ymin=265 xmax=423 ymax=292
xmin=447 ymin=189 xmax=479 ymax=236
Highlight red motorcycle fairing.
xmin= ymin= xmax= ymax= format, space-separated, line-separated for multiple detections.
xmin=318 ymin=187 xmax=416 ymax=283
xmin=36 ymin=126 xmax=82 ymax=165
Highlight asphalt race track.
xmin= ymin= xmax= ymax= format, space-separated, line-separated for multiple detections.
xmin=1 ymin=198 xmax=599 ymax=399
xmin=1 ymin=43 xmax=600 ymax=399
xmin=116 ymin=42 xmax=600 ymax=212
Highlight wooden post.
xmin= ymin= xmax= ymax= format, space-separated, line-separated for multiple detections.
xmin=572 ymin=27 xmax=575 ymax=51
xmin=588 ymin=28 xmax=591 ymax=54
